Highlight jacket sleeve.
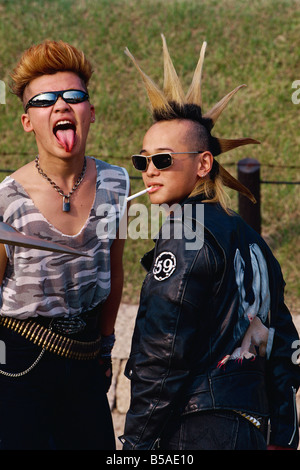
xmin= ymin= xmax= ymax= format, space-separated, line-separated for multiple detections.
xmin=266 ymin=262 xmax=300 ymax=449
xmin=121 ymin=224 xmax=217 ymax=450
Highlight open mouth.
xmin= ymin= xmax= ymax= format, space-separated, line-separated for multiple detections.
xmin=148 ymin=185 xmax=162 ymax=193
xmin=53 ymin=120 xmax=76 ymax=152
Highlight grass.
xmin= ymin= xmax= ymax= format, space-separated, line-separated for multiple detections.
xmin=0 ymin=0 xmax=299 ymax=311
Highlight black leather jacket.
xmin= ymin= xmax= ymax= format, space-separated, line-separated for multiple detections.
xmin=122 ymin=196 xmax=300 ymax=450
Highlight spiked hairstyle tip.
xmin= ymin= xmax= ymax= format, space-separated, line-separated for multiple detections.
xmin=125 ymin=35 xmax=260 ymax=202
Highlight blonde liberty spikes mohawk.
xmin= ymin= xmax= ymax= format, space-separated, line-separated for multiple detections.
xmin=125 ymin=35 xmax=260 ymax=202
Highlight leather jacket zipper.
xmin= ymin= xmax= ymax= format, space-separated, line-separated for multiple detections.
xmin=151 ymin=437 xmax=161 ymax=449
xmin=288 ymin=386 xmax=297 ymax=446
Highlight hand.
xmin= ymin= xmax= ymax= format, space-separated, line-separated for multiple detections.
xmin=267 ymin=444 xmax=294 ymax=450
xmin=98 ymin=332 xmax=115 ymax=392
xmin=98 ymin=355 xmax=113 ymax=393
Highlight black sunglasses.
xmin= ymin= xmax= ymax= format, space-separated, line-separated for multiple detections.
xmin=25 ymin=89 xmax=89 ymax=112
xmin=131 ymin=152 xmax=204 ymax=172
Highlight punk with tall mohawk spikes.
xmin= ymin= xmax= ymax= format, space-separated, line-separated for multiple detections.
xmin=125 ymin=34 xmax=260 ymax=202
xmin=121 ymin=35 xmax=300 ymax=451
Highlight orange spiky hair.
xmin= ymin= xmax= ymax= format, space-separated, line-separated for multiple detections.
xmin=125 ymin=35 xmax=260 ymax=202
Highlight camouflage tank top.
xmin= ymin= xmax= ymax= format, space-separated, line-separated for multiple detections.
xmin=0 ymin=157 xmax=129 ymax=319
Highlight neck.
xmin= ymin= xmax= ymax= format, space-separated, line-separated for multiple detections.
xmin=36 ymin=154 xmax=86 ymax=181
xmin=35 ymin=154 xmax=87 ymax=197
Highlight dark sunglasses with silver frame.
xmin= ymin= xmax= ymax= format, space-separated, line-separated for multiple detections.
xmin=131 ymin=151 xmax=205 ymax=172
xmin=25 ymin=89 xmax=89 ymax=112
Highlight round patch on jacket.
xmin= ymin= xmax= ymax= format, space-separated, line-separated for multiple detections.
xmin=153 ymin=251 xmax=176 ymax=281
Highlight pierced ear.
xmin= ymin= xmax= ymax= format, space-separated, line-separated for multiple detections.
xmin=90 ymin=105 xmax=95 ymax=122
xmin=197 ymin=151 xmax=213 ymax=177
xmin=21 ymin=113 xmax=34 ymax=133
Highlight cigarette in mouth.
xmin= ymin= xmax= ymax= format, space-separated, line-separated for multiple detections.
xmin=126 ymin=187 xmax=153 ymax=202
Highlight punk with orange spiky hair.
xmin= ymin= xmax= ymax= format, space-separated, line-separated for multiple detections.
xmin=121 ymin=36 xmax=300 ymax=451
xmin=0 ymin=39 xmax=130 ymax=450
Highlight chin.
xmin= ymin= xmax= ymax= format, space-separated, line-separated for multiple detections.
xmin=148 ymin=195 xmax=161 ymax=205
xmin=149 ymin=195 xmax=178 ymax=207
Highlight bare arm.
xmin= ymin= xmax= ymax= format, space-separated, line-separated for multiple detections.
xmin=99 ymin=234 xmax=126 ymax=336
xmin=0 ymin=243 xmax=8 ymax=286
xmin=98 ymin=193 xmax=130 ymax=336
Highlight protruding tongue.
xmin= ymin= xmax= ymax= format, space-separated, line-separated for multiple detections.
xmin=56 ymin=129 xmax=75 ymax=152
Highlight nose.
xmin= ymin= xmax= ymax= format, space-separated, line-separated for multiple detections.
xmin=145 ymin=158 xmax=160 ymax=176
xmin=53 ymin=96 xmax=71 ymax=111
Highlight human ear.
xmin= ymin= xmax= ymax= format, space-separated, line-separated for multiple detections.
xmin=90 ymin=105 xmax=95 ymax=123
xmin=21 ymin=113 xmax=34 ymax=133
xmin=197 ymin=151 xmax=213 ymax=178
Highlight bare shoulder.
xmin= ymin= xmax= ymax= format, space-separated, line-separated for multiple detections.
xmin=11 ymin=160 xmax=36 ymax=186
xmin=86 ymin=155 xmax=96 ymax=175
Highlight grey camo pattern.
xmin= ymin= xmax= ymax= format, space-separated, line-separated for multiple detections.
xmin=0 ymin=157 xmax=129 ymax=319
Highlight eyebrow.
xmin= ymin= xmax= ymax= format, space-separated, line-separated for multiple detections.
xmin=140 ymin=147 xmax=175 ymax=154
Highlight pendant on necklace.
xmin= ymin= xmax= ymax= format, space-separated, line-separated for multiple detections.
xmin=63 ymin=196 xmax=71 ymax=212
xmin=35 ymin=156 xmax=87 ymax=213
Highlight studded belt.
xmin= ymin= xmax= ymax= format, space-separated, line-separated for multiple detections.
xmin=0 ymin=315 xmax=102 ymax=360
xmin=234 ymin=410 xmax=262 ymax=429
